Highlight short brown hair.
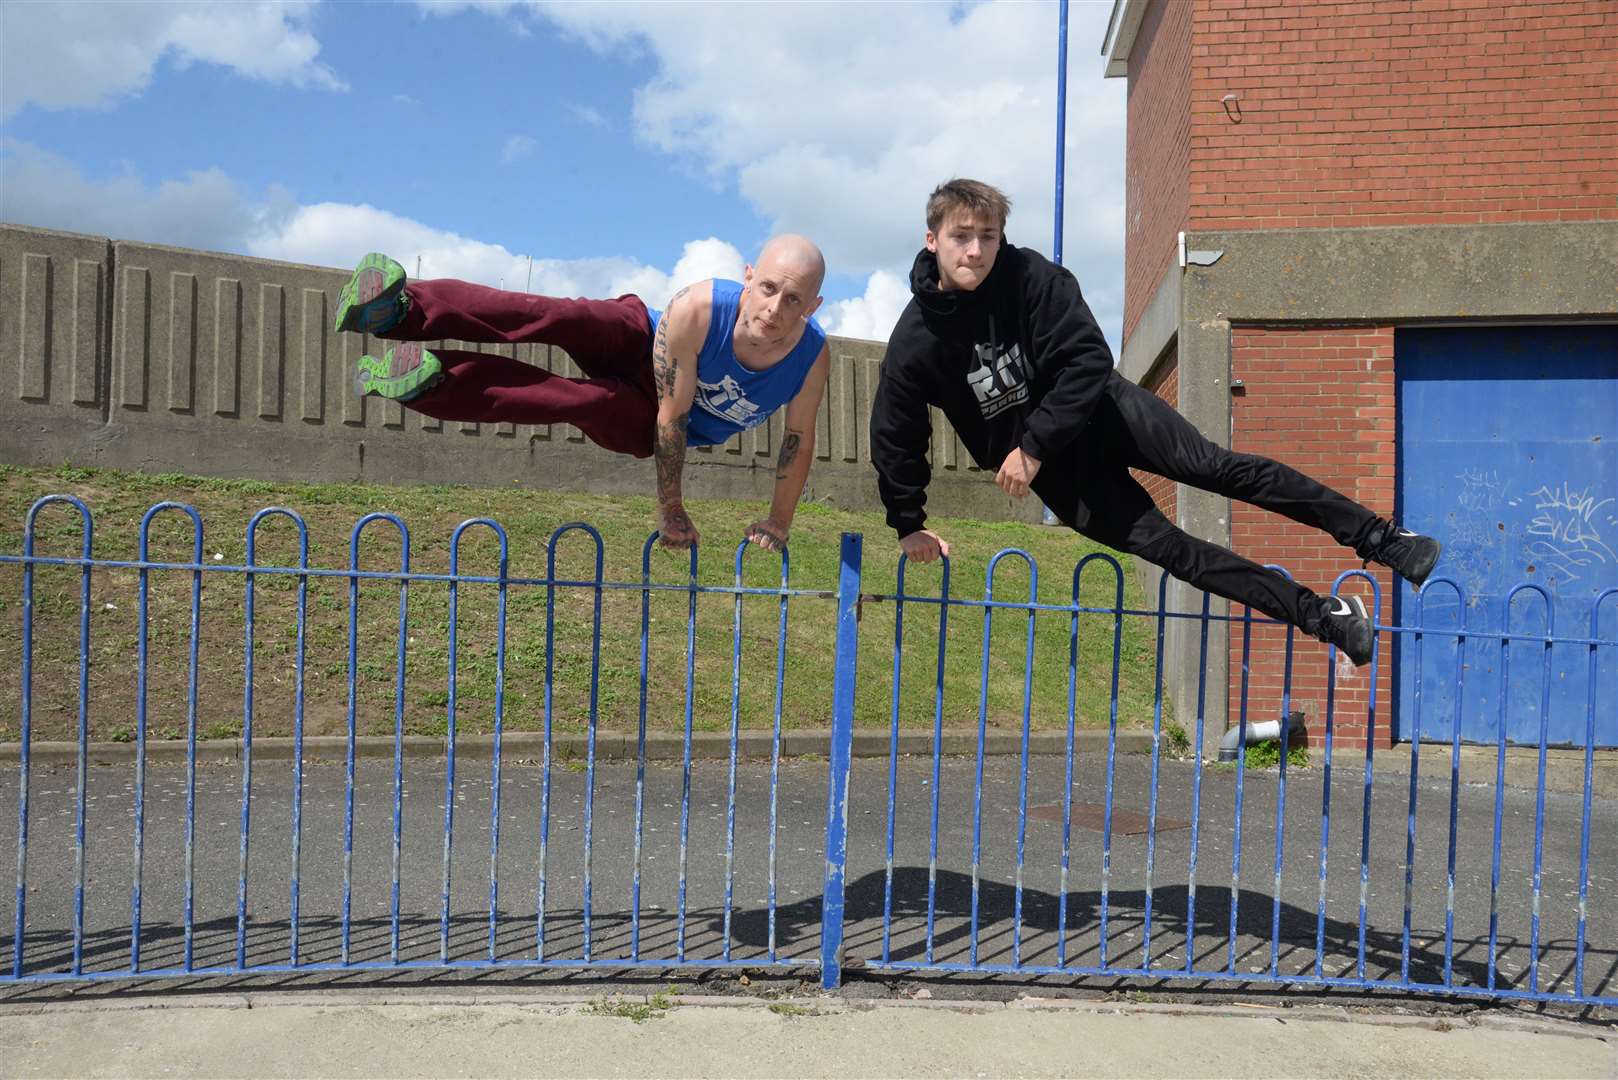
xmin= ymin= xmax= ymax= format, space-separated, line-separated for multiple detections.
xmin=926 ymin=178 xmax=1011 ymax=232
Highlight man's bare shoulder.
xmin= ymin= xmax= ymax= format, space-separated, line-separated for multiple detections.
xmin=663 ymin=280 xmax=714 ymax=334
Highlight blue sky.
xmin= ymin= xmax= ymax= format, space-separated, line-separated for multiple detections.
xmin=1 ymin=0 xmax=1126 ymax=345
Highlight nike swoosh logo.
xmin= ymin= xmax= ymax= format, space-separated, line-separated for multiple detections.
xmin=1328 ymin=596 xmax=1368 ymax=619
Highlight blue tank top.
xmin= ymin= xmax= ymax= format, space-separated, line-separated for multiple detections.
xmin=648 ymin=280 xmax=826 ymax=448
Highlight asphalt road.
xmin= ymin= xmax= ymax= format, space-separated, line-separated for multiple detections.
xmin=3 ymin=751 xmax=1613 ymax=1002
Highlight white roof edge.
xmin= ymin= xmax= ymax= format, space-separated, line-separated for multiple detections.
xmin=1101 ymin=0 xmax=1150 ymax=79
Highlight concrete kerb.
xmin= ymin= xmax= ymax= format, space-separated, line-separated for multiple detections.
xmin=3 ymin=732 xmax=1609 ymax=797
xmin=1 ymin=987 xmax=1612 ymax=1042
xmin=2 ymin=729 xmax=1154 ymax=767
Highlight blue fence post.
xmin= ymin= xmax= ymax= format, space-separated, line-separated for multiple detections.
xmin=821 ymin=532 xmax=862 ymax=990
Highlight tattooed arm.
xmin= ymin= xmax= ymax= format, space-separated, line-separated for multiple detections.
xmin=651 ymin=282 xmax=711 ymax=550
xmin=745 ymin=345 xmax=831 ymax=554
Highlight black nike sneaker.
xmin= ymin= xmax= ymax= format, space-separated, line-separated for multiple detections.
xmin=1317 ymin=594 xmax=1375 ymax=667
xmin=1359 ymin=520 xmax=1442 ymax=588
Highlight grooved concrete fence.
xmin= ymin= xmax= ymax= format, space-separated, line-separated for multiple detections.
xmin=0 ymin=223 xmax=1037 ymax=524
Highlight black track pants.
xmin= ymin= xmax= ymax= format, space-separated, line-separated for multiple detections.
xmin=1039 ymin=378 xmax=1383 ymax=637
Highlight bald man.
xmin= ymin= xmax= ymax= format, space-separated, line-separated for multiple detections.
xmin=334 ymin=239 xmax=831 ymax=551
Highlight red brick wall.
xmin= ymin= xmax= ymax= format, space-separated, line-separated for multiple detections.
xmin=1228 ymin=326 xmax=1396 ymax=749
xmin=1133 ymin=356 xmax=1181 ymax=523
xmin=1123 ymin=0 xmax=1193 ymax=340
xmin=1188 ymin=0 xmax=1618 ymax=229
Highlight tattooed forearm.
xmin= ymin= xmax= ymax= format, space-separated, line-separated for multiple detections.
xmin=775 ymin=430 xmax=803 ymax=480
xmin=655 ymin=410 xmax=689 ymax=506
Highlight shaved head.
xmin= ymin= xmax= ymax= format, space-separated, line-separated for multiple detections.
xmin=735 ymin=233 xmax=826 ymax=352
xmin=756 ymin=234 xmax=826 ymax=296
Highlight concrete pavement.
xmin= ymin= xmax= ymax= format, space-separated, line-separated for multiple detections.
xmin=1 ymin=988 xmax=1614 ymax=1078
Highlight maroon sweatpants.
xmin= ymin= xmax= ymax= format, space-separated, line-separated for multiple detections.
xmin=380 ymin=279 xmax=658 ymax=457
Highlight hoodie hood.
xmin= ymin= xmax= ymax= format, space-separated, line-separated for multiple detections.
xmin=908 ymin=241 xmax=1011 ymax=318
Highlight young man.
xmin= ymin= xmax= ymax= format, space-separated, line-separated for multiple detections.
xmin=869 ymin=179 xmax=1441 ymax=666
xmin=333 ymin=236 xmax=831 ymax=552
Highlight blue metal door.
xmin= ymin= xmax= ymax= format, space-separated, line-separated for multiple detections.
xmin=1395 ymin=325 xmax=1617 ymax=747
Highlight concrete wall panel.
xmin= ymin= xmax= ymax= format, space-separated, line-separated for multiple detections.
xmin=0 ymin=226 xmax=111 ymax=469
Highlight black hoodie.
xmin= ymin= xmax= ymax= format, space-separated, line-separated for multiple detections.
xmin=869 ymin=241 xmax=1119 ymax=537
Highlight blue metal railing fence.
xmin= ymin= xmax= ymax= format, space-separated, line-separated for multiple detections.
xmin=3 ymin=495 xmax=1614 ymax=1007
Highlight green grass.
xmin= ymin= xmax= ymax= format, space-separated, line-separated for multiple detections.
xmin=1234 ymin=739 xmax=1310 ymax=770
xmin=584 ymin=987 xmax=680 ymax=1022
xmin=1 ymin=463 xmax=1168 ymax=741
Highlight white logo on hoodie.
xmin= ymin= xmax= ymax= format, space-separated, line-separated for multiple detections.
xmin=967 ymin=341 xmax=1029 ymax=419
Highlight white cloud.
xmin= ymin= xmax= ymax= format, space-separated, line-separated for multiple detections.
xmin=416 ymin=0 xmax=1127 ymax=347
xmin=502 ymin=134 xmax=538 ymax=163
xmin=817 ymin=270 xmax=909 ymax=343
xmin=0 ymin=139 xmax=279 ymax=252
xmin=1 ymin=0 xmax=345 ymax=119
xmin=252 ymin=205 xmax=745 ymax=310
xmin=0 ymin=140 xmax=744 ymax=313
xmin=566 ymin=103 xmax=609 ymax=128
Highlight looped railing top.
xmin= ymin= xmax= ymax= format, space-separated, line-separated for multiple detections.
xmin=140 ymin=501 xmax=206 ymax=564
xmin=246 ymin=506 xmax=309 ymax=568
xmin=733 ymin=536 xmax=790 ymax=587
xmin=895 ymin=549 xmax=951 ymax=600
xmin=1071 ymin=551 xmax=1125 ymax=608
xmin=349 ymin=512 xmax=411 ymax=573
xmin=23 ymin=494 xmax=94 ymax=559
xmin=640 ymin=530 xmax=699 ymax=583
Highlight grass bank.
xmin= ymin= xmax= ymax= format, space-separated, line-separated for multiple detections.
xmin=1 ymin=464 xmax=1169 ymax=743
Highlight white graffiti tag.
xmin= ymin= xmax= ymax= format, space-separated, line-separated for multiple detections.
xmin=1524 ymin=481 xmax=1617 ymax=583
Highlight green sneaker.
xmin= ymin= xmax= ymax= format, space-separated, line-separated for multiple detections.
xmin=354 ymin=343 xmax=443 ymax=403
xmin=334 ymin=252 xmax=408 ymax=334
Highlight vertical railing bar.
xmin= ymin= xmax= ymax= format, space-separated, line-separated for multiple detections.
xmin=289 ymin=514 xmax=310 ymax=968
xmin=767 ymin=550 xmax=791 ymax=964
xmin=970 ymin=555 xmax=996 ymax=968
xmin=71 ymin=505 xmax=94 ymax=977
xmin=1013 ymin=554 xmax=1038 ymax=970
xmin=237 ymin=521 xmax=258 ymax=969
xmin=819 ymin=533 xmax=862 ymax=990
xmin=1353 ymin=577 xmax=1382 ymax=983
xmin=536 ymin=527 xmax=556 ymax=961
xmin=1487 ymin=603 xmax=1512 ymax=992
xmin=882 ymin=558 xmax=907 ymax=966
xmin=1363 ymin=575 xmax=1384 ymax=982
xmin=1143 ymin=571 xmax=1169 ymax=971
xmin=1528 ymin=590 xmax=1554 ymax=996
xmin=487 ymin=527 xmax=512 ymax=962
xmin=442 ymin=524 xmax=467 ymax=962
xmin=14 ymin=508 xmax=37 ymax=979
xmin=1270 ymin=576 xmax=1296 ymax=980
xmin=676 ymin=545 xmax=698 ymax=963
xmin=131 ymin=513 xmax=151 ymax=973
xmin=1573 ymin=590 xmax=1615 ymax=998
xmin=725 ymin=542 xmax=747 ymax=963
xmin=579 ymin=529 xmax=601 ymax=964
xmin=1401 ymin=587 xmax=1426 ymax=984
xmin=925 ymin=558 xmax=951 ymax=966
xmin=342 ymin=522 xmax=362 ymax=966
xmin=1098 ymin=564 xmax=1123 ymax=972
xmin=182 ymin=516 xmax=203 ymax=973
xmin=1185 ymin=591 xmax=1211 ymax=975
xmin=1315 ymin=593 xmax=1341 ymax=981
xmin=1226 ymin=604 xmax=1253 ymax=975
xmin=630 ymin=535 xmax=656 ymax=962
xmin=1441 ymin=582 xmax=1468 ymax=988
xmin=390 ymin=525 xmax=412 ymax=966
